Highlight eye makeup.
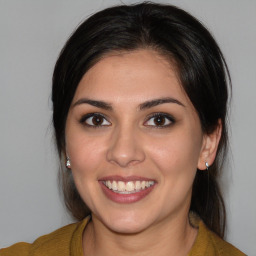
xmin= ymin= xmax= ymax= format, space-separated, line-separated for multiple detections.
xmin=79 ymin=113 xmax=111 ymax=128
xmin=144 ymin=112 xmax=176 ymax=128
xmin=78 ymin=111 xmax=176 ymax=130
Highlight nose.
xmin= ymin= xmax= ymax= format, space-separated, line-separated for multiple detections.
xmin=106 ymin=125 xmax=145 ymax=168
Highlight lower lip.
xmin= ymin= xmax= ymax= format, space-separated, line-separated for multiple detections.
xmin=99 ymin=182 xmax=156 ymax=204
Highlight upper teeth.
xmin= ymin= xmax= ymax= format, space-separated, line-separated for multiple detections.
xmin=104 ymin=180 xmax=154 ymax=193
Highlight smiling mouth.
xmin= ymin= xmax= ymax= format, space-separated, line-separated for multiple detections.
xmin=102 ymin=180 xmax=155 ymax=194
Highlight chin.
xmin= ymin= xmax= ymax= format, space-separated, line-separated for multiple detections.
xmin=107 ymin=220 xmax=149 ymax=234
xmin=98 ymin=211 xmax=154 ymax=234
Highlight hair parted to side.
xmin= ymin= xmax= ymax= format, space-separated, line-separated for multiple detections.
xmin=52 ymin=2 xmax=230 ymax=238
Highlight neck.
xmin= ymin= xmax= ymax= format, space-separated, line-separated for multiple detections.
xmin=83 ymin=212 xmax=198 ymax=256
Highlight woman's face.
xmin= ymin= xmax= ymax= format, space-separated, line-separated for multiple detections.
xmin=65 ymin=49 xmax=210 ymax=233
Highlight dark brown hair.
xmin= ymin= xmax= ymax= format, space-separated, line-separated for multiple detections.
xmin=52 ymin=2 xmax=230 ymax=238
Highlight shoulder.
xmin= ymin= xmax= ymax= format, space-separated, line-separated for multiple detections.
xmin=0 ymin=242 xmax=31 ymax=256
xmin=206 ymin=226 xmax=246 ymax=256
xmin=189 ymin=218 xmax=246 ymax=256
xmin=0 ymin=218 xmax=89 ymax=256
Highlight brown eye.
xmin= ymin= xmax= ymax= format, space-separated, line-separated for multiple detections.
xmin=144 ymin=113 xmax=174 ymax=127
xmin=82 ymin=113 xmax=111 ymax=127
xmin=91 ymin=115 xmax=104 ymax=125
xmin=153 ymin=116 xmax=166 ymax=126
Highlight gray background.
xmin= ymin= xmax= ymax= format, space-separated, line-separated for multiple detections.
xmin=0 ymin=0 xmax=255 ymax=255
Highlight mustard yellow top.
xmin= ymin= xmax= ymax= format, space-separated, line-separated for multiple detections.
xmin=0 ymin=216 xmax=246 ymax=256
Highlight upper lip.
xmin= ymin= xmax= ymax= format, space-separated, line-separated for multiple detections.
xmin=98 ymin=175 xmax=156 ymax=182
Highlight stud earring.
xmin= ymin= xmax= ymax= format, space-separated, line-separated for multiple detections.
xmin=66 ymin=157 xmax=71 ymax=169
xmin=205 ymin=162 xmax=209 ymax=170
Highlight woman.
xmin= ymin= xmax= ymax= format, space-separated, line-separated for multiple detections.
xmin=1 ymin=2 xmax=246 ymax=255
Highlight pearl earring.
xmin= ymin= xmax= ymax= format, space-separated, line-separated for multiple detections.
xmin=66 ymin=157 xmax=71 ymax=168
xmin=205 ymin=162 xmax=209 ymax=170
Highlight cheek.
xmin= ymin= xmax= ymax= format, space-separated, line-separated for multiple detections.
xmin=146 ymin=133 xmax=201 ymax=210
xmin=147 ymin=128 xmax=202 ymax=180
xmin=65 ymin=125 xmax=107 ymax=178
xmin=66 ymin=135 xmax=107 ymax=208
xmin=69 ymin=139 xmax=104 ymax=173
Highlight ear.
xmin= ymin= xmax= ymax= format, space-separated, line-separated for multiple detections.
xmin=197 ymin=119 xmax=222 ymax=170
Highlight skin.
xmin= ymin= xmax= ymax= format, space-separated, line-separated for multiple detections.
xmin=65 ymin=49 xmax=221 ymax=256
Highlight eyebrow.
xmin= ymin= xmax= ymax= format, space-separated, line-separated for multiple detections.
xmin=72 ymin=97 xmax=184 ymax=111
xmin=72 ymin=98 xmax=113 ymax=110
xmin=139 ymin=97 xmax=185 ymax=110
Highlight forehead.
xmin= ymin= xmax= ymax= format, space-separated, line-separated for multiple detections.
xmin=73 ymin=49 xmax=188 ymax=106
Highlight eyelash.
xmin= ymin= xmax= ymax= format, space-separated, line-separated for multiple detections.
xmin=80 ymin=113 xmax=111 ymax=128
xmin=79 ymin=112 xmax=175 ymax=128
xmin=144 ymin=113 xmax=175 ymax=128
